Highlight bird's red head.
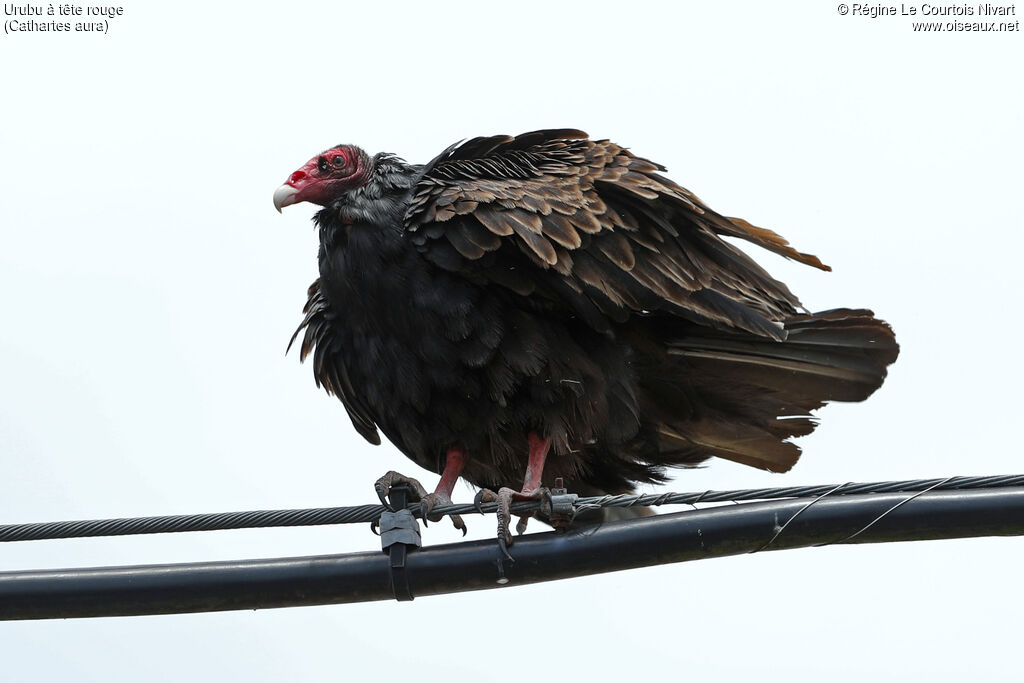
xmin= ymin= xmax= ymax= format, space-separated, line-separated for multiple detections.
xmin=273 ymin=145 xmax=371 ymax=212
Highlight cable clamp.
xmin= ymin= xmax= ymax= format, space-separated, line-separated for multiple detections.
xmin=378 ymin=509 xmax=421 ymax=549
xmin=376 ymin=485 xmax=420 ymax=601
xmin=541 ymin=477 xmax=578 ymax=532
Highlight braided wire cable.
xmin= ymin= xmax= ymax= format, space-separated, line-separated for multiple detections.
xmin=2 ymin=474 xmax=1022 ymax=543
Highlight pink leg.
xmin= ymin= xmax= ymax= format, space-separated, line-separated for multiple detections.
xmin=474 ymin=432 xmax=552 ymax=559
xmin=434 ymin=447 xmax=466 ymax=500
xmin=522 ymin=433 xmax=550 ymax=494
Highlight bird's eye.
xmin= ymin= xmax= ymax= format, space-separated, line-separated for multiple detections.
xmin=317 ymin=158 xmax=329 ymax=173
xmin=333 ymin=156 xmax=344 ymax=165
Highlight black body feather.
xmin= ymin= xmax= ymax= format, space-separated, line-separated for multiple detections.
xmin=289 ymin=130 xmax=898 ymax=494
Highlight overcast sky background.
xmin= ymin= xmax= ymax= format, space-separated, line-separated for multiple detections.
xmin=1 ymin=1 xmax=1021 ymax=680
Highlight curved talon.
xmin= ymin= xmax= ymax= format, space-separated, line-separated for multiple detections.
xmin=515 ymin=516 xmax=530 ymax=535
xmin=373 ymin=471 xmax=430 ymax=511
xmin=370 ymin=520 xmax=380 ymax=536
xmin=374 ymin=479 xmax=394 ymax=510
xmin=445 ymin=511 xmax=468 ymax=536
xmin=497 ymin=535 xmax=515 ymax=563
xmin=474 ymin=489 xmax=491 ymax=515
xmin=419 ymin=494 xmax=441 ymax=522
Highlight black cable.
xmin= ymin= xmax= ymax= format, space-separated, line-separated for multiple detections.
xmin=2 ymin=474 xmax=1023 ymax=543
xmin=2 ymin=487 xmax=1022 ymax=620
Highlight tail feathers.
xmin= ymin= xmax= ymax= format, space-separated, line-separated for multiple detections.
xmin=635 ymin=308 xmax=898 ymax=473
xmin=667 ymin=308 xmax=899 ymax=404
xmin=654 ymin=418 xmax=809 ymax=473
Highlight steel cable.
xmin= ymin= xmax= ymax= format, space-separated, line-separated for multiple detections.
xmin=2 ymin=474 xmax=1023 ymax=543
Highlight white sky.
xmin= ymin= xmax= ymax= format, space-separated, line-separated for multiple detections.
xmin=1 ymin=1 xmax=1022 ymax=680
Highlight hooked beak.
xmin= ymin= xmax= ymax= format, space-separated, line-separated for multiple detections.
xmin=273 ymin=184 xmax=299 ymax=213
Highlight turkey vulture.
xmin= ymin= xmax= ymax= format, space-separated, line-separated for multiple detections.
xmin=274 ymin=129 xmax=898 ymax=555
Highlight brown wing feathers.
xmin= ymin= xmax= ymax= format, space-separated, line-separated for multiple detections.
xmin=406 ymin=130 xmax=825 ymax=340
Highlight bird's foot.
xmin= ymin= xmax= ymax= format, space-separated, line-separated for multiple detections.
xmin=374 ymin=471 xmax=466 ymax=534
xmin=473 ymin=486 xmax=549 ymax=562
xmin=419 ymin=490 xmax=466 ymax=535
xmin=374 ymin=470 xmax=428 ymax=508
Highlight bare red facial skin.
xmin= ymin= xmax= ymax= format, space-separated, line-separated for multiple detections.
xmin=277 ymin=146 xmax=371 ymax=208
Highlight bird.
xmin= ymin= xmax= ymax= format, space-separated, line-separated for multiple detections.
xmin=273 ymin=129 xmax=899 ymax=557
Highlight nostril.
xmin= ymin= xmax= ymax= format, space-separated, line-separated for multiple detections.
xmin=290 ymin=170 xmax=307 ymax=183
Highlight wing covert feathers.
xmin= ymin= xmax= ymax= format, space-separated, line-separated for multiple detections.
xmin=406 ymin=129 xmax=831 ymax=339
